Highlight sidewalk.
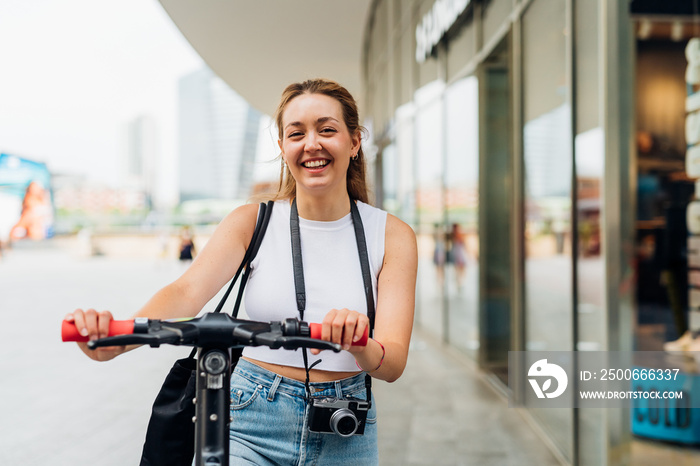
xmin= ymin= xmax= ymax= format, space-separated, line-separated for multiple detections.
xmin=0 ymin=245 xmax=560 ymax=465
xmin=375 ymin=332 xmax=560 ymax=466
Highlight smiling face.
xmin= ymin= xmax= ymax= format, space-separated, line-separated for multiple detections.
xmin=278 ymin=93 xmax=360 ymax=200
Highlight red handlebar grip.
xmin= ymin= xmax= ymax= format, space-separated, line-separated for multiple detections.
xmin=308 ymin=323 xmax=368 ymax=347
xmin=61 ymin=320 xmax=135 ymax=342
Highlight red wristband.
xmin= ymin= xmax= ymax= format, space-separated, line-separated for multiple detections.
xmin=357 ymin=339 xmax=385 ymax=373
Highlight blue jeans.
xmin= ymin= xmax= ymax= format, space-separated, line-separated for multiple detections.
xmin=229 ymin=358 xmax=378 ymax=465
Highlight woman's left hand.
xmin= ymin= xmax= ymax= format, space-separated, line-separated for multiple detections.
xmin=310 ymin=308 xmax=369 ymax=355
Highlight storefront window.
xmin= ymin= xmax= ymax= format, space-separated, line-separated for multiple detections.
xmin=522 ymin=0 xmax=573 ymax=461
xmin=445 ymin=76 xmax=479 ymax=354
xmin=632 ymin=30 xmax=700 ymax=464
xmin=415 ymin=80 xmax=446 ymax=339
xmin=394 ymin=103 xmax=417 ymax=225
xmin=479 ymin=38 xmax=512 ymax=380
xmin=574 ymin=0 xmax=605 ymax=462
xmin=635 ymin=39 xmax=690 ymax=351
xmin=381 ymin=142 xmax=398 ymax=215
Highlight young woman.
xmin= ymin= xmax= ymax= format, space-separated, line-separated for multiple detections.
xmin=65 ymin=78 xmax=417 ymax=464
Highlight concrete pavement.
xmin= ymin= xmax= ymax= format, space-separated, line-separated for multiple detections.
xmin=0 ymin=241 xmax=560 ymax=465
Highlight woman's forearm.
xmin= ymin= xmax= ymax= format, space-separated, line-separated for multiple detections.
xmin=354 ymin=339 xmax=407 ymax=383
xmin=132 ymin=280 xmax=203 ymax=321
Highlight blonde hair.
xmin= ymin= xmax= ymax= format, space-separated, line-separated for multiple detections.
xmin=265 ymin=78 xmax=369 ymax=204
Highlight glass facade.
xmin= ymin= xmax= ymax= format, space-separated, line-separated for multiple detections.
xmin=574 ymin=0 xmax=606 ymax=463
xmin=478 ymin=39 xmax=512 ymax=379
xmin=445 ymin=77 xmax=480 ymax=353
xmin=415 ymin=80 xmax=446 ymax=338
xmin=364 ymin=0 xmax=700 ymax=464
xmin=521 ymin=0 xmax=573 ymax=460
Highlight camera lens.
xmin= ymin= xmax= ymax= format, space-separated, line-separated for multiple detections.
xmin=330 ymin=409 xmax=359 ymax=437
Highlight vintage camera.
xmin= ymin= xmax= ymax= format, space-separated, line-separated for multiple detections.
xmin=308 ymin=397 xmax=370 ymax=437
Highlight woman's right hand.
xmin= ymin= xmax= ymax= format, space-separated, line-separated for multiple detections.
xmin=64 ymin=309 xmax=126 ymax=362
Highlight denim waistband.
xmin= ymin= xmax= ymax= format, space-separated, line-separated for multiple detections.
xmin=233 ymin=358 xmax=368 ymax=400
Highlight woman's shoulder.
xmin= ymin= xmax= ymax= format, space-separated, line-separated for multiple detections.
xmin=225 ymin=202 xmax=260 ymax=220
xmin=380 ymin=213 xmax=417 ymax=270
xmin=385 ymin=213 xmax=415 ymax=240
xmin=217 ymin=203 xmax=263 ymax=236
xmin=208 ymin=202 xmax=275 ymax=254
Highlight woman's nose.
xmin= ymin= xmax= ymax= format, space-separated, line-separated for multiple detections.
xmin=305 ymin=133 xmax=323 ymax=152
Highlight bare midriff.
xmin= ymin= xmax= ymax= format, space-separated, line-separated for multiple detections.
xmin=242 ymin=356 xmax=361 ymax=383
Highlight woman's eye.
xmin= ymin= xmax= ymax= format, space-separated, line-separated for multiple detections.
xmin=321 ymin=128 xmax=337 ymax=134
xmin=288 ymin=131 xmax=302 ymax=138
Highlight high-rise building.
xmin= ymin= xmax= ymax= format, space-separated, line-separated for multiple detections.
xmin=178 ymin=67 xmax=261 ymax=202
xmin=124 ymin=115 xmax=157 ymax=209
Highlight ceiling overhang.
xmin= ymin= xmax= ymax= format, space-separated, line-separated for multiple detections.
xmin=159 ymin=0 xmax=373 ymax=117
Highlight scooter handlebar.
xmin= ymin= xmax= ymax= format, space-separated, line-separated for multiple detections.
xmin=308 ymin=323 xmax=368 ymax=346
xmin=61 ymin=319 xmax=135 ymax=342
xmin=62 ymin=319 xmax=368 ymax=346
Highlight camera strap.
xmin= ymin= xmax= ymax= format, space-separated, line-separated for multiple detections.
xmin=290 ymin=197 xmax=375 ymax=405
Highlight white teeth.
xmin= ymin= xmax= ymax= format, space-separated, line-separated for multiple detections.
xmin=304 ymin=160 xmax=328 ymax=168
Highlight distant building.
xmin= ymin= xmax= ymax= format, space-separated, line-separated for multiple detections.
xmin=124 ymin=115 xmax=158 ymax=209
xmin=178 ymin=67 xmax=261 ymax=202
xmin=53 ymin=173 xmax=146 ymax=214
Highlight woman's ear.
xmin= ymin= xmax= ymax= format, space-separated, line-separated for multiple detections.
xmin=351 ymin=131 xmax=361 ymax=154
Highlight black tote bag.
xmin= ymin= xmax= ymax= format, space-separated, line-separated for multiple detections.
xmin=139 ymin=201 xmax=273 ymax=466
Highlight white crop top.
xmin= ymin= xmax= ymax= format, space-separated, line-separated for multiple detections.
xmin=242 ymin=199 xmax=387 ymax=372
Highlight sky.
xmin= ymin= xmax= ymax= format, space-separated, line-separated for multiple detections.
xmin=0 ymin=0 xmax=205 ymax=187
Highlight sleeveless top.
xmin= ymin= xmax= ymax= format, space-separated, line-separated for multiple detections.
xmin=242 ymin=199 xmax=387 ymax=372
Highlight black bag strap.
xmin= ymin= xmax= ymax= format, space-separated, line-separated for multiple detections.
xmin=211 ymin=200 xmax=273 ymax=316
xmin=229 ymin=200 xmax=274 ymax=317
xmin=187 ymin=200 xmax=274 ymax=358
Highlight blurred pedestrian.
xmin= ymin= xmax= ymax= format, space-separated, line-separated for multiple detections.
xmin=433 ymin=223 xmax=446 ymax=285
xmin=448 ymin=223 xmax=467 ymax=290
xmin=178 ymin=227 xmax=196 ymax=261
